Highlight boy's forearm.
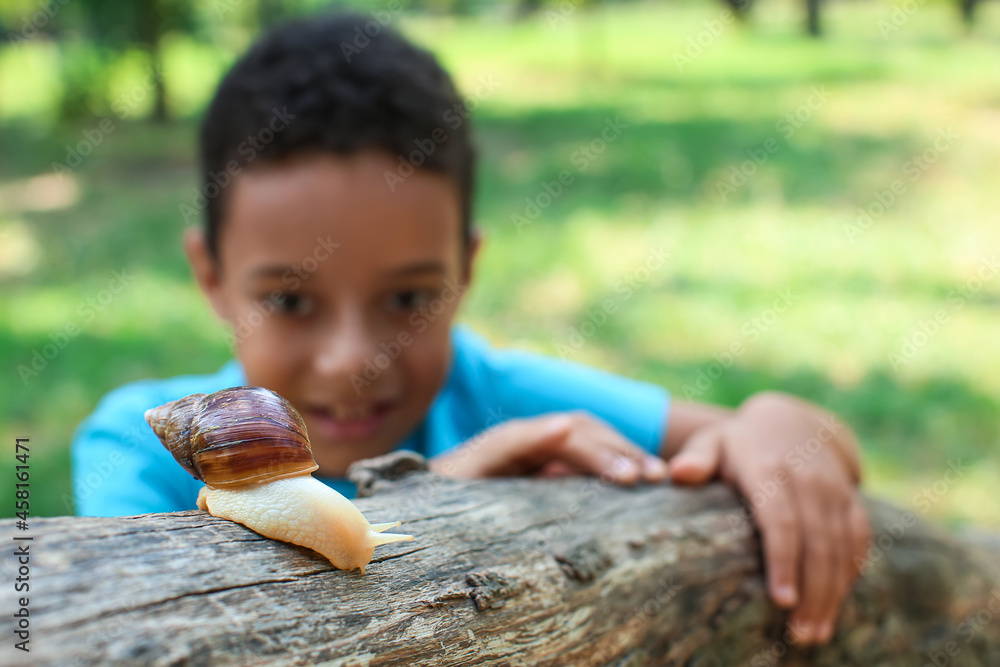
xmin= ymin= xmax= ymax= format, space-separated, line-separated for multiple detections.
xmin=661 ymin=392 xmax=862 ymax=484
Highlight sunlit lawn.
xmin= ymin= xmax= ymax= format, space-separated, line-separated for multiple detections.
xmin=2 ymin=0 xmax=999 ymax=527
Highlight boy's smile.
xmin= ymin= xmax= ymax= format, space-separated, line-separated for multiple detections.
xmin=186 ymin=150 xmax=476 ymax=476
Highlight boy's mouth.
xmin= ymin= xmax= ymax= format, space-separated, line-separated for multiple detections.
xmin=304 ymin=402 xmax=395 ymax=441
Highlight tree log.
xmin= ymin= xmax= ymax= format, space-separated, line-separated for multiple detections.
xmin=3 ymin=454 xmax=1000 ymax=667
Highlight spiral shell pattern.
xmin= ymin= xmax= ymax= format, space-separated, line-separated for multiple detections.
xmin=145 ymin=386 xmax=319 ymax=488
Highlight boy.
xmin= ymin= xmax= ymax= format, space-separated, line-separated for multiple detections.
xmin=72 ymin=11 xmax=869 ymax=647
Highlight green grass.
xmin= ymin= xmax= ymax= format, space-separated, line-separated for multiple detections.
xmin=2 ymin=0 xmax=999 ymax=528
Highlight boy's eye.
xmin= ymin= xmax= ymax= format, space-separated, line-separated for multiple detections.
xmin=388 ymin=289 xmax=431 ymax=312
xmin=265 ymin=292 xmax=313 ymax=316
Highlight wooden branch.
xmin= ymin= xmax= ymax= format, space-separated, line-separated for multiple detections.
xmin=3 ymin=454 xmax=999 ymax=666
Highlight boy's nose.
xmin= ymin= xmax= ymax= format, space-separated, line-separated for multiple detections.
xmin=312 ymin=312 xmax=378 ymax=380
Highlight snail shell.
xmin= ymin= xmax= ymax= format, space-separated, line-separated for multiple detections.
xmin=145 ymin=386 xmax=412 ymax=573
xmin=144 ymin=387 xmax=318 ymax=488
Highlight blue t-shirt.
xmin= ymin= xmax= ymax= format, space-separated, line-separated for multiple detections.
xmin=71 ymin=326 xmax=670 ymax=516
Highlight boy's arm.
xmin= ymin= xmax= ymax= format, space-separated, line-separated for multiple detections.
xmin=427 ymin=333 xmax=867 ymax=644
xmin=662 ymin=393 xmax=870 ymax=647
xmin=430 ymin=411 xmax=670 ymax=484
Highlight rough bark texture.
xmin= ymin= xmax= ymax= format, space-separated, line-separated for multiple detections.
xmin=3 ymin=453 xmax=999 ymax=667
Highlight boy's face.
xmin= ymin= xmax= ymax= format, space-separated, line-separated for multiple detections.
xmin=186 ymin=151 xmax=476 ymax=476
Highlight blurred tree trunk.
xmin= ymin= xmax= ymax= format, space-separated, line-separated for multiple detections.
xmin=723 ymin=0 xmax=753 ymax=21
xmin=960 ymin=0 xmax=978 ymax=27
xmin=61 ymin=0 xmax=192 ymax=122
xmin=516 ymin=0 xmax=544 ymax=20
xmin=137 ymin=0 xmax=168 ymax=122
xmin=806 ymin=0 xmax=822 ymax=36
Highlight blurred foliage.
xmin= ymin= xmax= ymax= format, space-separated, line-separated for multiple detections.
xmin=1 ymin=0 xmax=999 ymax=529
xmin=0 ymin=0 xmax=335 ymax=119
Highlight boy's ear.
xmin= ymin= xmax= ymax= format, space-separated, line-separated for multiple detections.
xmin=461 ymin=227 xmax=483 ymax=287
xmin=183 ymin=227 xmax=232 ymax=322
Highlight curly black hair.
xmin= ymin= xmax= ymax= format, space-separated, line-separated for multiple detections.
xmin=197 ymin=10 xmax=476 ymax=259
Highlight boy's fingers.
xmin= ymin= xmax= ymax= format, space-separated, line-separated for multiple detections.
xmin=819 ymin=498 xmax=869 ymax=642
xmin=484 ymin=415 xmax=574 ymax=475
xmin=537 ymin=460 xmax=584 ymax=477
xmin=642 ymin=454 xmax=670 ymax=482
xmin=560 ymin=436 xmax=644 ymax=484
xmin=789 ymin=494 xmax=837 ymax=645
xmin=668 ymin=424 xmax=724 ymax=484
xmin=431 ymin=415 xmax=572 ymax=477
xmin=549 ymin=419 xmax=659 ymax=485
xmin=826 ymin=508 xmax=856 ymax=643
xmin=850 ymin=498 xmax=873 ymax=576
xmin=431 ymin=412 xmax=657 ymax=485
xmin=753 ymin=484 xmax=801 ymax=610
xmin=796 ymin=490 xmax=865 ymax=645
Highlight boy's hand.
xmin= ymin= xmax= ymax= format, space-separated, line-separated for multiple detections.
xmin=429 ymin=412 xmax=670 ymax=484
xmin=667 ymin=392 xmax=871 ymax=646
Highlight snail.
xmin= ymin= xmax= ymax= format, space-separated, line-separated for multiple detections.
xmin=144 ymin=386 xmax=413 ymax=573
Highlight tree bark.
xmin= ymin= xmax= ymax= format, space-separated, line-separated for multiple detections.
xmin=2 ymin=454 xmax=999 ymax=666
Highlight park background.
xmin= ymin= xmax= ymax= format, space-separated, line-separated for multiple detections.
xmin=0 ymin=0 xmax=998 ymax=529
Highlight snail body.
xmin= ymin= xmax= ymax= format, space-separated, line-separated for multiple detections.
xmin=145 ymin=386 xmax=412 ymax=573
